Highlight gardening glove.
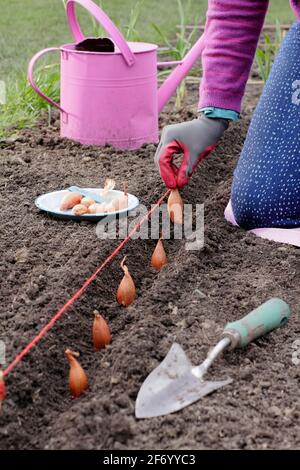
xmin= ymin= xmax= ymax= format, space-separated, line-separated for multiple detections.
xmin=155 ymin=114 xmax=229 ymax=188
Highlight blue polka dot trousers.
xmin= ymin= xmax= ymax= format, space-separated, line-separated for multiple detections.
xmin=231 ymin=21 xmax=300 ymax=230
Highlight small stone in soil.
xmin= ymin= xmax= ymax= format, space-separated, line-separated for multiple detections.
xmin=240 ymin=367 xmax=254 ymax=381
xmin=268 ymin=406 xmax=282 ymax=417
xmin=111 ymin=376 xmax=120 ymax=385
xmin=114 ymin=395 xmax=129 ymax=409
xmin=260 ymin=381 xmax=271 ymax=388
xmin=194 ymin=289 xmax=206 ymax=299
xmin=15 ymin=247 xmax=29 ymax=263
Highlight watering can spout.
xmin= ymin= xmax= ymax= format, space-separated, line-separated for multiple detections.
xmin=158 ymin=34 xmax=205 ymax=113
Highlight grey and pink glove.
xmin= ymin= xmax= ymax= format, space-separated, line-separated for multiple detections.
xmin=154 ymin=114 xmax=229 ymax=188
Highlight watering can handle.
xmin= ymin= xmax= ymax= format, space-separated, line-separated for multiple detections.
xmin=66 ymin=0 xmax=135 ymax=67
xmin=157 ymin=33 xmax=205 ymax=113
xmin=28 ymin=48 xmax=67 ymax=118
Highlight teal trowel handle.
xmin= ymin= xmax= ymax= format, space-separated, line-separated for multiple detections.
xmin=222 ymin=298 xmax=291 ymax=349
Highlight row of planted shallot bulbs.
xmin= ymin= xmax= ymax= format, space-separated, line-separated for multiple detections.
xmin=116 ymin=188 xmax=183 ymax=306
xmin=65 ymin=189 xmax=183 ymax=398
xmin=65 ymin=247 xmax=166 ymax=398
xmin=65 ymin=311 xmax=112 ymax=398
xmin=0 ymin=189 xmax=183 ymax=405
xmin=65 ymin=247 xmax=168 ymax=398
xmin=0 ymin=308 xmax=114 ymax=405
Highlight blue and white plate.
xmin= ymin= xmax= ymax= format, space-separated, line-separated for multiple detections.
xmin=35 ymin=188 xmax=139 ymax=222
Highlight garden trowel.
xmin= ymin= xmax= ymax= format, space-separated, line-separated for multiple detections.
xmin=135 ymin=298 xmax=291 ymax=418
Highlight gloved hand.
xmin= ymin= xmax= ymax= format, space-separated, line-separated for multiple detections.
xmin=154 ymin=114 xmax=229 ymax=188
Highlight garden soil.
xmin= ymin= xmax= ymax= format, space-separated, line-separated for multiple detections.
xmin=0 ymin=84 xmax=299 ymax=450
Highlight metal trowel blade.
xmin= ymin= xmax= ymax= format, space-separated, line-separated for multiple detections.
xmin=135 ymin=343 xmax=232 ymax=419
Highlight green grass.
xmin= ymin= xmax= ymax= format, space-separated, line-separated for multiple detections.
xmin=267 ymin=0 xmax=296 ymax=23
xmin=0 ymin=0 xmax=295 ymax=137
xmin=0 ymin=0 xmax=209 ymax=80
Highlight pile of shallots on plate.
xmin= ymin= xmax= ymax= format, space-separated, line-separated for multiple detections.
xmin=60 ymin=179 xmax=129 ymax=215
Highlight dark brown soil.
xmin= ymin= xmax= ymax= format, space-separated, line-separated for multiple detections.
xmin=0 ymin=84 xmax=299 ymax=450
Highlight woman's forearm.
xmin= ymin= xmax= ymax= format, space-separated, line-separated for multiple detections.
xmin=199 ymin=0 xmax=269 ymax=113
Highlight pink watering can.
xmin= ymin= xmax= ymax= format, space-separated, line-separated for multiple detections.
xmin=28 ymin=0 xmax=205 ymax=150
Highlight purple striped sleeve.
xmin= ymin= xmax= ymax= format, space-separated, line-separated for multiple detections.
xmin=199 ymin=0 xmax=269 ymax=113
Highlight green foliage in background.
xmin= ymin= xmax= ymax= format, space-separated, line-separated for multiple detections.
xmin=153 ymin=0 xmax=201 ymax=108
xmin=255 ymin=20 xmax=282 ymax=83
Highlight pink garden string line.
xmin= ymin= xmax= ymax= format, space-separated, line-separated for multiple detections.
xmin=3 ymin=189 xmax=171 ymax=378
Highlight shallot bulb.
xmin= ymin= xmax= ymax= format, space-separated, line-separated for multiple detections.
xmin=118 ymin=182 xmax=129 ymax=211
xmin=65 ymin=349 xmax=88 ymax=398
xmin=88 ymin=203 xmax=107 ymax=214
xmin=102 ymin=178 xmax=116 ymax=199
xmin=60 ymin=193 xmax=82 ymax=211
xmin=93 ymin=311 xmax=112 ymax=351
xmin=103 ymin=178 xmax=116 ymax=193
xmin=151 ymin=237 xmax=168 ymax=270
xmin=104 ymin=201 xmax=118 ymax=213
xmin=106 ymin=182 xmax=128 ymax=212
xmin=0 ymin=371 xmax=5 ymax=410
xmin=72 ymin=204 xmax=88 ymax=216
xmin=81 ymin=197 xmax=95 ymax=208
xmin=167 ymin=189 xmax=183 ymax=225
xmin=117 ymin=256 xmax=136 ymax=307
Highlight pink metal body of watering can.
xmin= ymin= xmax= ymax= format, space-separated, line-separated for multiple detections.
xmin=28 ymin=0 xmax=205 ymax=150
